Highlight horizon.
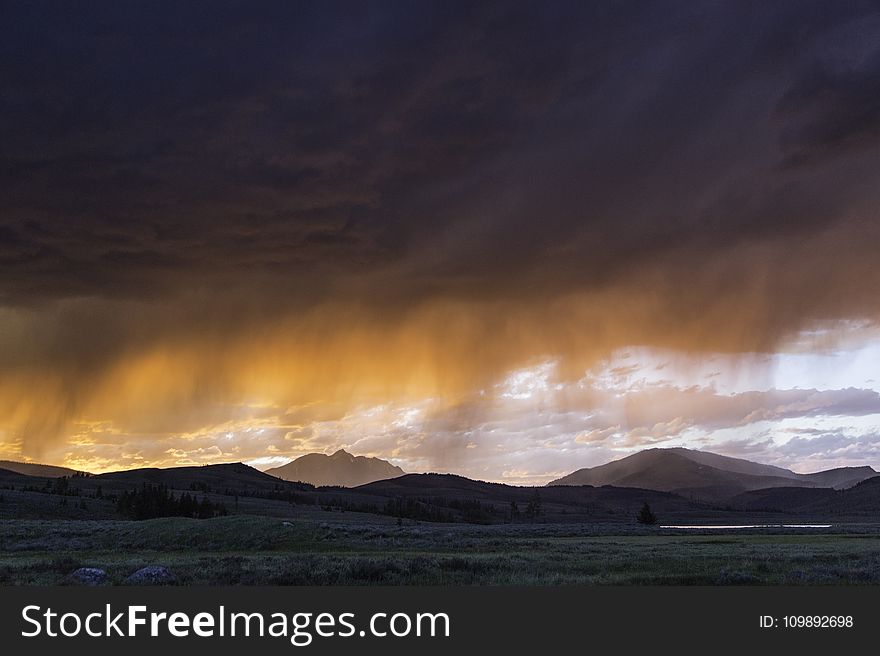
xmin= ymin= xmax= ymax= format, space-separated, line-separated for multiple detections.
xmin=4 ymin=444 xmax=877 ymax=487
xmin=2 ymin=3 xmax=880 ymax=485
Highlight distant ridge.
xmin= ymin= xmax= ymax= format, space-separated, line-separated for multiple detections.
xmin=95 ymin=461 xmax=292 ymax=491
xmin=730 ymin=476 xmax=880 ymax=514
xmin=0 ymin=460 xmax=85 ymax=478
xmin=548 ymin=448 xmax=877 ymax=501
xmin=265 ymin=449 xmax=404 ymax=487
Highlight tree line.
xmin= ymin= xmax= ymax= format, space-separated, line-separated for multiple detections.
xmin=116 ymin=484 xmax=228 ymax=520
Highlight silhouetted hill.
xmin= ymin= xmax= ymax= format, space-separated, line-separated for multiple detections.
xmin=727 ymin=486 xmax=837 ymax=512
xmin=730 ymin=476 xmax=880 ymax=515
xmin=549 ymin=448 xmax=877 ymax=501
xmin=353 ymin=472 xmax=703 ymax=522
xmin=800 ymin=466 xmax=877 ymax=489
xmin=94 ymin=462 xmax=311 ymax=493
xmin=358 ymin=472 xmax=693 ymax=508
xmin=265 ymin=449 xmax=404 ymax=487
xmin=0 ymin=460 xmax=84 ymax=478
xmin=0 ymin=467 xmax=46 ymax=485
xmin=832 ymin=476 xmax=880 ymax=511
xmin=358 ymin=473 xmax=510 ymax=497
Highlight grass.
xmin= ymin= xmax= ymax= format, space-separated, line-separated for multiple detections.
xmin=2 ymin=515 xmax=880 ymax=585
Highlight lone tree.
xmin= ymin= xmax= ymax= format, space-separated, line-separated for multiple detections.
xmin=524 ymin=490 xmax=542 ymax=521
xmin=637 ymin=501 xmax=657 ymax=525
xmin=509 ymin=500 xmax=520 ymax=521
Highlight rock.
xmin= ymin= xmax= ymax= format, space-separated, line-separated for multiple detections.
xmin=124 ymin=566 xmax=177 ymax=585
xmin=69 ymin=567 xmax=108 ymax=586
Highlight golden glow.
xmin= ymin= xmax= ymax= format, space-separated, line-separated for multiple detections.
xmin=1 ymin=225 xmax=880 ymax=479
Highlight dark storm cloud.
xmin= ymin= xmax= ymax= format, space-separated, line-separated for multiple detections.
xmin=1 ymin=0 xmax=877 ymax=308
xmin=776 ymin=18 xmax=880 ymax=168
xmin=0 ymin=0 xmax=591 ymax=303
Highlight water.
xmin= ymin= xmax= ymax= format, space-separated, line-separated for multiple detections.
xmin=660 ymin=524 xmax=832 ymax=529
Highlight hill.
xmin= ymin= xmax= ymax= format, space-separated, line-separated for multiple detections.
xmin=351 ymin=472 xmax=705 ymax=522
xmin=0 ymin=460 xmax=84 ymax=478
xmin=799 ymin=466 xmax=878 ymax=489
xmin=729 ymin=476 xmax=880 ymax=515
xmin=548 ymin=448 xmax=877 ymax=501
xmin=93 ymin=462 xmax=308 ymax=494
xmin=265 ymin=449 xmax=404 ymax=487
xmin=0 ymin=467 xmax=49 ymax=486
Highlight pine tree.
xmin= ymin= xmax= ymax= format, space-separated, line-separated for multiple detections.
xmin=525 ymin=491 xmax=542 ymax=520
xmin=637 ymin=501 xmax=657 ymax=525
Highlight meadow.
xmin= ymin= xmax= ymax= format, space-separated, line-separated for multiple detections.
xmin=2 ymin=513 xmax=880 ymax=586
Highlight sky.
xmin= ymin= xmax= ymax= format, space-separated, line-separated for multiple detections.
xmin=2 ymin=1 xmax=880 ymax=483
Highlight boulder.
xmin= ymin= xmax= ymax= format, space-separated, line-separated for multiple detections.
xmin=124 ymin=566 xmax=177 ymax=585
xmin=69 ymin=567 xmax=108 ymax=586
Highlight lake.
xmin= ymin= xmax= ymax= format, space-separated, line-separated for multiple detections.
xmin=660 ymin=524 xmax=832 ymax=529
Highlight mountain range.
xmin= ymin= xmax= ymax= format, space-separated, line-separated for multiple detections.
xmin=2 ymin=446 xmax=877 ymax=512
xmin=2 ymin=446 xmax=880 ymax=523
xmin=264 ymin=449 xmax=404 ymax=487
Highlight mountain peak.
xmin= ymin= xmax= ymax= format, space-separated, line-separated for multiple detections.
xmin=265 ymin=450 xmax=404 ymax=487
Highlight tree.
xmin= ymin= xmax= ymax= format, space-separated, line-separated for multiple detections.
xmin=637 ymin=502 xmax=657 ymax=525
xmin=525 ymin=491 xmax=542 ymax=520
xmin=52 ymin=477 xmax=70 ymax=495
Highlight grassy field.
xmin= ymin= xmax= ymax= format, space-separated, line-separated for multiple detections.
xmin=2 ymin=514 xmax=880 ymax=585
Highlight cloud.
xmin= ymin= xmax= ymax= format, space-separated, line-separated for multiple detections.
xmin=776 ymin=431 xmax=880 ymax=464
xmin=775 ymin=16 xmax=880 ymax=167
xmin=617 ymin=386 xmax=880 ymax=434
xmin=2 ymin=2 xmax=880 ymax=466
xmin=22 ymin=353 xmax=880 ymax=482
